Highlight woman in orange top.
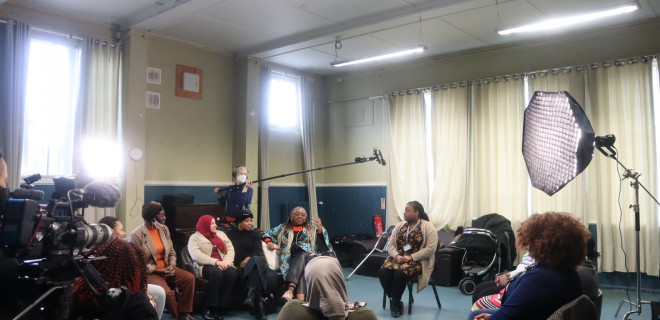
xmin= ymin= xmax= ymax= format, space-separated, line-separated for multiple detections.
xmin=130 ymin=201 xmax=196 ymax=320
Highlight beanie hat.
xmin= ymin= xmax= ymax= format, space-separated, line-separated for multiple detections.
xmin=142 ymin=201 xmax=163 ymax=222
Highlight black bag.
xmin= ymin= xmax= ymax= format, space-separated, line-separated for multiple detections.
xmin=652 ymin=300 xmax=660 ymax=320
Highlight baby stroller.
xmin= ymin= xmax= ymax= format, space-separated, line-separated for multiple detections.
xmin=452 ymin=227 xmax=502 ymax=295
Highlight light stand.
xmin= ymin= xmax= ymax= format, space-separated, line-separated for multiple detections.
xmin=597 ymin=143 xmax=658 ymax=320
xmin=522 ymin=91 xmax=659 ymax=319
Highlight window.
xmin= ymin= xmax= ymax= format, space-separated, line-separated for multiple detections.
xmin=21 ymin=31 xmax=82 ymax=177
xmin=268 ymin=72 xmax=301 ymax=130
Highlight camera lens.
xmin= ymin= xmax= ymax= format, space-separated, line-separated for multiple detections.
xmin=79 ymin=223 xmax=113 ymax=248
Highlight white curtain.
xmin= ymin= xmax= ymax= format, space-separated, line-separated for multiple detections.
xmin=1 ymin=20 xmax=30 ymax=190
xmin=586 ymin=59 xmax=659 ymax=276
xmin=469 ymin=77 xmax=528 ymax=231
xmin=76 ymin=38 xmax=122 ymax=223
xmin=527 ymin=70 xmax=590 ymax=225
xmin=386 ymin=93 xmax=429 ymax=225
xmin=258 ymin=65 xmax=272 ymax=229
xmin=300 ymin=75 xmax=318 ymax=219
xmin=429 ymin=85 xmax=470 ymax=230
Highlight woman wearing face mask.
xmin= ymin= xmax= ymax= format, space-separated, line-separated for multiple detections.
xmin=214 ymin=166 xmax=253 ymax=223
xmin=263 ymin=206 xmax=332 ymax=303
xmin=130 ymin=202 xmax=196 ymax=320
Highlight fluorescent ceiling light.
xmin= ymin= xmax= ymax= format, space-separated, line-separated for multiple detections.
xmin=497 ymin=3 xmax=639 ymax=35
xmin=331 ymin=45 xmax=426 ymax=67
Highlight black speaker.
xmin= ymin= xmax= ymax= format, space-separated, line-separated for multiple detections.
xmin=652 ymin=300 xmax=660 ymax=320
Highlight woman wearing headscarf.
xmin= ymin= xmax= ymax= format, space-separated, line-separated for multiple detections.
xmin=379 ymin=200 xmax=437 ymax=318
xmin=226 ymin=210 xmax=278 ymax=320
xmin=276 ymin=256 xmax=377 ymax=320
xmin=263 ymin=206 xmax=332 ymax=302
xmin=70 ymin=238 xmax=158 ymax=320
xmin=130 ymin=201 xmax=195 ymax=320
xmin=188 ymin=215 xmax=239 ymax=320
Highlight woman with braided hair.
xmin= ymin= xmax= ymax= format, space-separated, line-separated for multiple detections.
xmin=69 ymin=238 xmax=158 ymax=319
xmin=263 ymin=206 xmax=332 ymax=302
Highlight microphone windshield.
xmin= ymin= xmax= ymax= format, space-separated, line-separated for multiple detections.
xmin=82 ymin=181 xmax=122 ymax=207
xmin=11 ymin=188 xmax=44 ymax=201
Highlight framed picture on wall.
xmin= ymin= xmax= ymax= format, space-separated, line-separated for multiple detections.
xmin=175 ymin=64 xmax=203 ymax=99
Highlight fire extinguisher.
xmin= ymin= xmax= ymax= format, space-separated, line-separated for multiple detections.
xmin=374 ymin=212 xmax=384 ymax=237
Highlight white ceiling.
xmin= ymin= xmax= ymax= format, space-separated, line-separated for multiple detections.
xmin=7 ymin=0 xmax=660 ymax=75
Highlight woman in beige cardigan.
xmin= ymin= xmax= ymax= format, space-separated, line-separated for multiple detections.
xmin=188 ymin=215 xmax=239 ymax=320
xmin=378 ymin=201 xmax=437 ymax=318
xmin=130 ymin=201 xmax=196 ymax=320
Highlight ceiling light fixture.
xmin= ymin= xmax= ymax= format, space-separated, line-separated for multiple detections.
xmin=496 ymin=2 xmax=639 ymax=35
xmin=331 ymin=45 xmax=427 ymax=67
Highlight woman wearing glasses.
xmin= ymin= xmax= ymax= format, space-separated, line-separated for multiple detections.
xmin=263 ymin=206 xmax=332 ymax=303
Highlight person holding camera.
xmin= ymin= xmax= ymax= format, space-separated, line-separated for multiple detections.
xmin=130 ymin=202 xmax=196 ymax=320
xmin=69 ymin=238 xmax=158 ymax=320
xmin=214 ymin=166 xmax=253 ymax=222
xmin=0 ymin=151 xmax=21 ymax=319
xmin=378 ymin=201 xmax=437 ymax=318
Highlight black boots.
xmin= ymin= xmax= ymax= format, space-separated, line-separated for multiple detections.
xmin=390 ymin=299 xmax=403 ymax=318
xmin=243 ymin=288 xmax=257 ymax=308
xmin=255 ymin=297 xmax=267 ymax=320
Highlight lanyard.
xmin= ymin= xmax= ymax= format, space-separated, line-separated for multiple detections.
xmin=405 ymin=220 xmax=420 ymax=242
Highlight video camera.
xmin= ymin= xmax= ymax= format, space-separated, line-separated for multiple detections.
xmin=0 ymin=173 xmax=121 ymax=319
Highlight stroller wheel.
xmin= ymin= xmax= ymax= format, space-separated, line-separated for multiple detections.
xmin=459 ymin=278 xmax=477 ymax=295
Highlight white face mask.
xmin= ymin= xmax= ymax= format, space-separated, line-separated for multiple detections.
xmin=236 ymin=174 xmax=247 ymax=184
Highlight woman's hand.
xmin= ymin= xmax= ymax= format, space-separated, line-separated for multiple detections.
xmin=395 ymin=255 xmax=413 ymax=264
xmin=495 ymin=273 xmax=510 ymax=286
xmin=312 ymin=217 xmax=323 ymax=231
xmin=240 ymin=257 xmax=250 ymax=269
xmin=266 ymin=242 xmax=282 ymax=251
xmin=242 ymin=181 xmax=252 ymax=192
xmin=474 ymin=313 xmax=491 ymax=320
xmin=215 ymin=260 xmax=230 ymax=271
xmin=163 ymin=265 xmax=175 ymax=277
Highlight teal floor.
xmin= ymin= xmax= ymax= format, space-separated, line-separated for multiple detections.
xmin=165 ymin=268 xmax=660 ymax=320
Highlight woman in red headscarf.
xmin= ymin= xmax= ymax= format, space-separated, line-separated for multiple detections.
xmin=188 ymin=215 xmax=239 ymax=320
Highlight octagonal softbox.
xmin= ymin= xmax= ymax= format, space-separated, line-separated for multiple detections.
xmin=522 ymin=91 xmax=595 ymax=196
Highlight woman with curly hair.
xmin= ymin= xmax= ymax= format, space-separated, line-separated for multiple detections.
xmin=263 ymin=206 xmax=332 ymax=302
xmin=469 ymin=212 xmax=591 ymax=320
xmin=70 ymin=238 xmax=158 ymax=319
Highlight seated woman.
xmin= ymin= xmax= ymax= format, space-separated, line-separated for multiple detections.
xmin=378 ymin=200 xmax=437 ymax=318
xmin=468 ymin=212 xmax=590 ymax=320
xmin=188 ymin=215 xmax=239 ymax=320
xmin=226 ymin=210 xmax=279 ymax=320
xmin=578 ymin=236 xmax=600 ymax=300
xmin=130 ymin=202 xmax=196 ymax=320
xmin=214 ymin=165 xmax=253 ymax=223
xmin=69 ymin=238 xmax=158 ymax=320
xmin=263 ymin=206 xmax=332 ymax=302
xmin=471 ymin=252 xmax=535 ymax=304
xmin=276 ymin=255 xmax=377 ymax=320
xmin=98 ymin=216 xmax=166 ymax=319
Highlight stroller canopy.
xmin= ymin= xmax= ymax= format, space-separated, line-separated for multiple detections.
xmin=472 ymin=213 xmax=517 ymax=271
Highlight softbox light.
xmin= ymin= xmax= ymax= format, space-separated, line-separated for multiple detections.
xmin=522 ymin=91 xmax=595 ymax=196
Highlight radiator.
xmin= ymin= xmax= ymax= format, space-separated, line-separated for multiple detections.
xmin=280 ymin=201 xmax=310 ymax=222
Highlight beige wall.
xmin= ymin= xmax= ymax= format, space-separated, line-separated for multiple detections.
xmin=321 ymin=18 xmax=660 ymax=187
xmin=143 ymin=36 xmax=235 ymax=182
